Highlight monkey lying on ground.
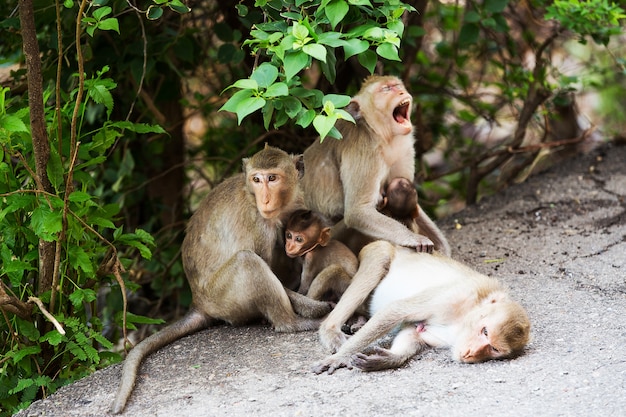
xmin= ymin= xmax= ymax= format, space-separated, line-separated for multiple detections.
xmin=112 ymin=146 xmax=332 ymax=414
xmin=312 ymin=241 xmax=530 ymax=374
xmin=285 ymin=209 xmax=358 ymax=301
xmin=302 ymin=75 xmax=450 ymax=256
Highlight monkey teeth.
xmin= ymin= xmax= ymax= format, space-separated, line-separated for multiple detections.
xmin=393 ymin=99 xmax=411 ymax=124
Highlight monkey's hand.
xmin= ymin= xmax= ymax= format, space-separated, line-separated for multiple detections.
xmin=410 ymin=235 xmax=434 ymax=254
xmin=319 ymin=326 xmax=350 ymax=353
xmin=311 ymin=354 xmax=352 ymax=375
xmin=352 ymin=346 xmax=411 ymax=372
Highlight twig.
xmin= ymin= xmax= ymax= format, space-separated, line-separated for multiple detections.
xmin=28 ymin=296 xmax=65 ymax=335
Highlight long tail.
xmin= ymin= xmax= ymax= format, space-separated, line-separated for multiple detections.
xmin=111 ymin=309 xmax=213 ymax=414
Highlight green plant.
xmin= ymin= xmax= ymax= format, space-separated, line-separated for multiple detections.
xmin=220 ymin=0 xmax=415 ymax=140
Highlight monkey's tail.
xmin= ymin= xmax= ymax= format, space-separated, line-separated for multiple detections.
xmin=111 ymin=309 xmax=213 ymax=414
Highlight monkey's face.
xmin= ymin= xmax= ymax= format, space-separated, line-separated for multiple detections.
xmin=359 ymin=77 xmax=413 ymax=138
xmin=248 ymin=170 xmax=290 ymax=219
xmin=285 ymin=226 xmax=320 ymax=258
xmin=453 ymin=298 xmax=530 ymax=363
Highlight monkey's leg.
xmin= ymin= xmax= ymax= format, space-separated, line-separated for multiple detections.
xmin=209 ymin=250 xmax=325 ymax=332
xmin=352 ymin=324 xmax=424 ymax=371
xmin=112 ymin=309 xmax=213 ymax=414
xmin=318 ymin=241 xmax=395 ymax=353
xmin=306 ymin=264 xmax=352 ymax=301
xmin=286 ymin=289 xmax=333 ymax=318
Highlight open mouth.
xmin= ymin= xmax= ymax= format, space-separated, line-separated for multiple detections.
xmin=393 ymin=98 xmax=411 ymax=124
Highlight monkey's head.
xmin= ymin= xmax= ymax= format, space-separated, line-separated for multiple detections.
xmin=285 ymin=209 xmax=332 ymax=258
xmin=349 ymin=75 xmax=413 ymax=141
xmin=453 ymin=292 xmax=531 ymax=364
xmin=243 ymin=146 xmax=304 ymax=219
xmin=381 ymin=177 xmax=418 ymax=219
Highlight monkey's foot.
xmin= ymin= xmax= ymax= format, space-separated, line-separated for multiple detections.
xmin=319 ymin=325 xmax=350 ymax=353
xmin=311 ymin=354 xmax=352 ymax=375
xmin=352 ymin=346 xmax=414 ymax=372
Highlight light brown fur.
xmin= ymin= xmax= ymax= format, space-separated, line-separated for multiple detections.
xmin=112 ymin=146 xmax=332 ymax=414
xmin=301 ymin=75 xmax=450 ymax=255
xmin=312 ymin=241 xmax=530 ymax=374
xmin=285 ymin=209 xmax=358 ymax=301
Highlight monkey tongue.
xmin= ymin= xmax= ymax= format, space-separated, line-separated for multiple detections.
xmin=393 ymin=101 xmax=411 ymax=125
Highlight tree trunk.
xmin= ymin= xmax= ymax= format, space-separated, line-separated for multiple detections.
xmin=19 ymin=0 xmax=56 ymax=295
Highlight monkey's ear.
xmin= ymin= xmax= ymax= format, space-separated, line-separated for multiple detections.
xmin=294 ymin=154 xmax=305 ymax=179
xmin=345 ymin=100 xmax=362 ymax=120
xmin=242 ymin=157 xmax=250 ymax=173
xmin=411 ymin=204 xmax=419 ymax=219
xmin=318 ymin=227 xmax=332 ymax=246
xmin=377 ymin=196 xmax=388 ymax=210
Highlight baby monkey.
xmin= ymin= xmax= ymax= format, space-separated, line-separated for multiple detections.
xmin=285 ymin=209 xmax=358 ymax=301
xmin=378 ymin=177 xmax=419 ymax=232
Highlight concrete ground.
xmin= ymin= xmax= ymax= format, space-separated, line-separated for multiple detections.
xmin=15 ymin=142 xmax=626 ymax=417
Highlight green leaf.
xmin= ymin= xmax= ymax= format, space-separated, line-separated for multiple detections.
xmin=292 ymin=21 xmax=309 ymax=40
xmin=0 ymin=114 xmax=29 ymax=133
xmin=236 ymin=96 xmax=266 ymax=124
xmin=343 ymin=39 xmax=369 ymax=59
xmin=168 ymin=0 xmax=191 ymax=14
xmin=69 ymin=288 xmax=97 ymax=308
xmin=264 ymin=82 xmax=289 ymax=98
xmin=284 ymin=51 xmax=310 ymax=81
xmin=68 ymin=191 xmax=93 ymax=203
xmin=376 ymin=43 xmax=400 ymax=61
xmin=317 ymin=32 xmax=346 ymax=47
xmin=88 ymin=84 xmax=114 ymax=117
xmin=11 ymin=345 xmax=41 ymax=364
xmin=41 ymin=330 xmax=65 ymax=346
xmin=313 ymin=114 xmax=339 ymax=140
xmin=146 ymin=6 xmax=164 ymax=20
xmin=459 ymin=23 xmax=480 ymax=48
xmin=303 ymin=43 xmax=327 ymax=62
xmin=68 ymin=245 xmax=94 ymax=274
xmin=357 ymin=49 xmax=377 ymax=73
xmin=323 ymin=94 xmax=351 ymax=108
xmin=232 ymin=79 xmax=259 ymax=90
xmin=97 ymin=18 xmax=120 ymax=34
xmin=92 ymin=6 xmax=111 ymax=20
xmin=326 ymin=0 xmax=349 ymax=29
xmin=31 ymin=205 xmax=63 ymax=242
xmin=296 ymin=109 xmax=316 ymax=128
xmin=251 ymin=63 xmax=279 ymax=88
xmin=219 ymin=89 xmax=254 ymax=113
xmin=484 ymin=0 xmax=509 ymax=14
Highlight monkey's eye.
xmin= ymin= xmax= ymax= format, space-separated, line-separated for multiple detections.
xmin=252 ymin=176 xmax=261 ymax=183
xmin=490 ymin=345 xmax=499 ymax=354
xmin=286 ymin=232 xmax=292 ymax=239
xmin=295 ymin=236 xmax=304 ymax=243
xmin=381 ymin=85 xmax=391 ymax=92
xmin=481 ymin=327 xmax=488 ymax=337
xmin=268 ymin=174 xmax=277 ymax=181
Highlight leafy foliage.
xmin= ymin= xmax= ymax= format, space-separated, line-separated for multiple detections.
xmin=220 ymin=0 xmax=414 ymax=139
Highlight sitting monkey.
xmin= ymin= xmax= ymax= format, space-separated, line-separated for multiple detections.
xmin=285 ymin=209 xmax=358 ymax=302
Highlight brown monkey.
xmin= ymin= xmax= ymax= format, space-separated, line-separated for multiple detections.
xmin=285 ymin=209 xmax=358 ymax=301
xmin=112 ymin=146 xmax=332 ymax=414
xmin=312 ymin=241 xmax=530 ymax=374
xmin=302 ymin=75 xmax=450 ymax=256
xmin=378 ymin=176 xmax=419 ymax=231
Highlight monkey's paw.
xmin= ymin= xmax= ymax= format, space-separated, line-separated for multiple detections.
xmin=351 ymin=347 xmax=399 ymax=372
xmin=319 ymin=326 xmax=350 ymax=353
xmin=311 ymin=355 xmax=352 ymax=375
xmin=413 ymin=236 xmax=434 ymax=254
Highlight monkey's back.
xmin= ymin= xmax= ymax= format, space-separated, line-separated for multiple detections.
xmin=181 ymin=174 xmax=280 ymax=294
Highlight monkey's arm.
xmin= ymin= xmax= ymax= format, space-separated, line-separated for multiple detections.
xmin=414 ymin=210 xmax=451 ymax=256
xmin=339 ymin=149 xmax=434 ymax=252
xmin=352 ymin=324 xmax=424 ymax=371
xmin=318 ymin=241 xmax=395 ymax=353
